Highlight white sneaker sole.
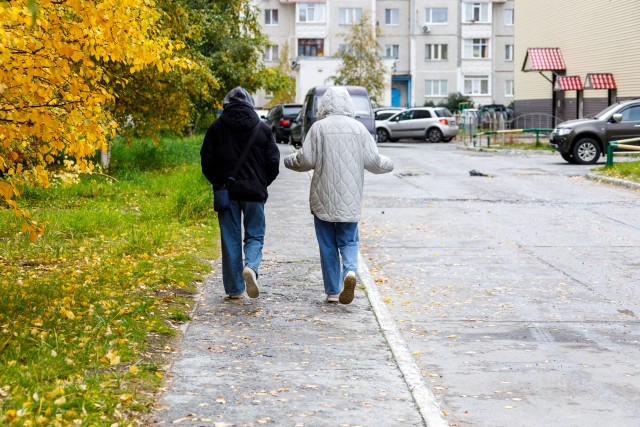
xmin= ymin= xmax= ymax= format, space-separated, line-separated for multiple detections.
xmin=242 ymin=268 xmax=260 ymax=298
xmin=326 ymin=295 xmax=339 ymax=303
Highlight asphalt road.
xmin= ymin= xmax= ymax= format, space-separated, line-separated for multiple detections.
xmin=359 ymin=141 xmax=640 ymax=427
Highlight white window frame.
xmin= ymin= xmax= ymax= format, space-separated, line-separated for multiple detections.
xmin=464 ymin=75 xmax=490 ymax=95
xmin=505 ymin=44 xmax=513 ymax=61
xmin=463 ymin=2 xmax=490 ymax=23
xmin=339 ymin=44 xmax=355 ymax=55
xmin=463 ymin=38 xmax=490 ymax=59
xmin=505 ymin=80 xmax=514 ymax=97
xmin=264 ymin=45 xmax=278 ymax=62
xmin=297 ymin=3 xmax=326 ymax=23
xmin=425 ymin=44 xmax=448 ymax=61
xmin=504 ymin=8 xmax=514 ymax=26
xmin=265 ymin=9 xmax=278 ymax=25
xmin=385 ymin=8 xmax=400 ymax=25
xmin=425 ymin=8 xmax=448 ymax=25
xmin=339 ymin=7 xmax=362 ymax=25
xmin=385 ymin=44 xmax=399 ymax=59
xmin=425 ymin=80 xmax=448 ymax=97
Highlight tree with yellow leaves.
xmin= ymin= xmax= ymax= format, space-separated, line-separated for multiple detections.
xmin=0 ymin=0 xmax=189 ymax=240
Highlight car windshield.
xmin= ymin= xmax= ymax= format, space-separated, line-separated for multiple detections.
xmin=376 ymin=112 xmax=397 ymax=121
xmin=352 ymin=95 xmax=373 ymax=117
xmin=434 ymin=108 xmax=453 ymax=117
xmin=283 ymin=106 xmax=301 ymax=115
xmin=592 ymin=103 xmax=620 ymax=119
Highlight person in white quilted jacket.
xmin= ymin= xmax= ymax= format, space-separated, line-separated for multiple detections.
xmin=284 ymin=86 xmax=394 ymax=304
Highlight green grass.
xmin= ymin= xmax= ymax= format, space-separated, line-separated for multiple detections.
xmin=486 ymin=141 xmax=555 ymax=151
xmin=0 ymin=134 xmax=217 ymax=425
xmin=595 ymin=158 xmax=640 ymax=183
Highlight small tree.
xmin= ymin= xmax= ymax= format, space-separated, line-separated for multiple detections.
xmin=437 ymin=92 xmax=474 ymax=112
xmin=329 ymin=10 xmax=388 ymax=105
xmin=264 ymin=41 xmax=296 ymax=108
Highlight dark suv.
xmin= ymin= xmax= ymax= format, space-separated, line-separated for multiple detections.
xmin=264 ymin=103 xmax=303 ymax=143
xmin=550 ymin=99 xmax=640 ymax=164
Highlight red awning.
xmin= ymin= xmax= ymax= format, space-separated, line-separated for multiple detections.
xmin=585 ymin=73 xmax=617 ymax=90
xmin=554 ymin=76 xmax=584 ymax=91
xmin=522 ymin=48 xmax=566 ymax=72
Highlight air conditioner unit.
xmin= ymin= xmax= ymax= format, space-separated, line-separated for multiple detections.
xmin=422 ymin=25 xmax=430 ymax=33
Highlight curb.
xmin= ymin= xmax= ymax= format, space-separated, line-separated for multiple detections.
xmin=458 ymin=145 xmax=556 ymax=155
xmin=358 ymin=252 xmax=449 ymax=427
xmin=585 ymin=173 xmax=640 ymax=190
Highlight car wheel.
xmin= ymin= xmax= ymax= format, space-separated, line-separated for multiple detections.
xmin=272 ymin=129 xmax=279 ymax=143
xmin=561 ymin=153 xmax=577 ymax=164
xmin=377 ymin=128 xmax=390 ymax=143
xmin=572 ymin=138 xmax=601 ymax=164
xmin=426 ymin=128 xmax=443 ymax=143
xmin=288 ymin=135 xmax=294 ymax=145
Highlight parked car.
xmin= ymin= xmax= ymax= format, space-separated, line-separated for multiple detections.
xmin=254 ymin=109 xmax=269 ymax=121
xmin=375 ymin=109 xmax=404 ymax=135
xmin=298 ymin=86 xmax=376 ymax=143
xmin=476 ymin=104 xmax=510 ymax=128
xmin=376 ymin=107 xmax=458 ymax=143
xmin=288 ymin=110 xmax=303 ymax=148
xmin=550 ymin=99 xmax=640 ymax=164
xmin=374 ymin=108 xmax=405 ymax=122
xmin=264 ymin=103 xmax=303 ymax=143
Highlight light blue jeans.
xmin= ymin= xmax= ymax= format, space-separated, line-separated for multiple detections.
xmin=313 ymin=216 xmax=359 ymax=295
xmin=218 ymin=201 xmax=265 ymax=296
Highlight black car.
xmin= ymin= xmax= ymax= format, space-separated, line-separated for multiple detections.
xmin=550 ymin=99 xmax=640 ymax=164
xmin=289 ymin=110 xmax=304 ymax=148
xmin=264 ymin=103 xmax=303 ymax=143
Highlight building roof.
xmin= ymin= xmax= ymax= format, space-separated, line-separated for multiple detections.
xmin=522 ymin=48 xmax=566 ymax=72
xmin=585 ymin=73 xmax=617 ymax=90
xmin=555 ymin=76 xmax=584 ymax=91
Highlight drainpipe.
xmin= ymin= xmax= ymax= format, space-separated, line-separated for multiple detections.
xmin=409 ymin=0 xmax=416 ymax=107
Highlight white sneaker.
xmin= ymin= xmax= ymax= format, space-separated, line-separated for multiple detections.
xmin=326 ymin=294 xmax=339 ymax=303
xmin=242 ymin=267 xmax=260 ymax=298
xmin=339 ymin=271 xmax=356 ymax=304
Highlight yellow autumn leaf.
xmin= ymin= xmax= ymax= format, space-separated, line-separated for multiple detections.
xmin=60 ymin=308 xmax=75 ymax=320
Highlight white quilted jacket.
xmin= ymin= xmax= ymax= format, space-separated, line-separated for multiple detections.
xmin=284 ymin=87 xmax=394 ymax=222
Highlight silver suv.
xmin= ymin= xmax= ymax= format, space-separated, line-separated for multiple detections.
xmin=375 ymin=107 xmax=458 ymax=143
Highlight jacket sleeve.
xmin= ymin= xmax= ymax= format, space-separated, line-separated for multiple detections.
xmin=363 ymin=133 xmax=394 ymax=174
xmin=200 ymin=126 xmax=218 ymax=186
xmin=284 ymin=125 xmax=317 ymax=172
xmin=264 ymin=126 xmax=280 ymax=186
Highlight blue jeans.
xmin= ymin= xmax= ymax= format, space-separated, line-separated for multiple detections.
xmin=218 ymin=201 xmax=265 ymax=296
xmin=313 ymin=216 xmax=359 ymax=295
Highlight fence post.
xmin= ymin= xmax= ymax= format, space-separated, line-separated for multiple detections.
xmin=606 ymin=142 xmax=618 ymax=167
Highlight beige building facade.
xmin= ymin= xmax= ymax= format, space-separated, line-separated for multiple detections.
xmin=255 ymin=0 xmax=514 ymax=109
xmin=515 ymin=0 xmax=640 ymax=122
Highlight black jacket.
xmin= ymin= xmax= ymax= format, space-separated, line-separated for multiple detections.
xmin=200 ymin=88 xmax=280 ymax=202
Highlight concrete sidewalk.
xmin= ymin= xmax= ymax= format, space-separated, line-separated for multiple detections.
xmin=151 ymin=147 xmax=445 ymax=427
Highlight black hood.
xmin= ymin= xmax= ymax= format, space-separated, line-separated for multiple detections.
xmin=220 ymin=87 xmax=260 ymax=129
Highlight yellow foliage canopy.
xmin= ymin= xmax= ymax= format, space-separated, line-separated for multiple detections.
xmin=0 ymin=0 xmax=186 ymax=239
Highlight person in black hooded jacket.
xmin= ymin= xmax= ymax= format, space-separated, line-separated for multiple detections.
xmin=201 ymin=87 xmax=280 ymax=300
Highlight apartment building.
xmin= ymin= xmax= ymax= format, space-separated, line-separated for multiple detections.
xmin=255 ymin=0 xmax=514 ymax=109
xmin=515 ymin=0 xmax=640 ymax=123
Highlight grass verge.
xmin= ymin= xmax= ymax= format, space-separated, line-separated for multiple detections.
xmin=0 ymin=135 xmax=217 ymax=426
xmin=595 ymin=158 xmax=640 ymax=183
